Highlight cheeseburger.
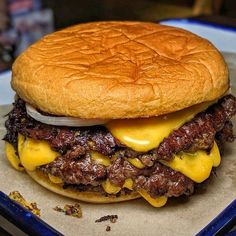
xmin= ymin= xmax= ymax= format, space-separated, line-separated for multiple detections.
xmin=3 ymin=22 xmax=236 ymax=207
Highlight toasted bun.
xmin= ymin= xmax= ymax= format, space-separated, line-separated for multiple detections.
xmin=12 ymin=21 xmax=228 ymax=119
xmin=26 ymin=170 xmax=140 ymax=203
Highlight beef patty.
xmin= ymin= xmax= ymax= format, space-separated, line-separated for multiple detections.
xmin=3 ymin=95 xmax=236 ymax=198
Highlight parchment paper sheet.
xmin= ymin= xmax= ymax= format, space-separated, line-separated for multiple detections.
xmin=0 ymin=53 xmax=235 ymax=236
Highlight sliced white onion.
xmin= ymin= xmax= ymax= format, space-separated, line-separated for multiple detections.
xmin=226 ymin=88 xmax=231 ymax=94
xmin=26 ymin=103 xmax=108 ymax=127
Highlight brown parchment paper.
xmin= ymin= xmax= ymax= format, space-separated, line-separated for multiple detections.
xmin=0 ymin=53 xmax=236 ymax=236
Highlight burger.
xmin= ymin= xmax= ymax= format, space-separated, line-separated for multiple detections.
xmin=3 ymin=22 xmax=236 ymax=207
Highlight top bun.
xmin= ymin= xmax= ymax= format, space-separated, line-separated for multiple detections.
xmin=12 ymin=21 xmax=228 ymax=119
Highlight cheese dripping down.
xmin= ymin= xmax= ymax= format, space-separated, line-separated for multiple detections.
xmin=5 ymin=137 xmax=220 ymax=207
xmin=5 ymin=99 xmax=219 ymax=208
xmin=106 ymin=101 xmax=212 ymax=152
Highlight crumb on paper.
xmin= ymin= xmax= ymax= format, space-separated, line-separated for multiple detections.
xmin=53 ymin=206 xmax=65 ymax=213
xmin=106 ymin=226 xmax=111 ymax=232
xmin=8 ymin=191 xmax=40 ymax=216
xmin=53 ymin=203 xmax=82 ymax=218
xmin=95 ymin=215 xmax=118 ymax=223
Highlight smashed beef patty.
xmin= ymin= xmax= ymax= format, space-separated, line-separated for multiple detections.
xmin=3 ymin=95 xmax=236 ymax=198
xmin=4 ymin=95 xmax=236 ymax=161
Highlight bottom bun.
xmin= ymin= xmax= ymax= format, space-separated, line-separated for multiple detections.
xmin=26 ymin=170 xmax=141 ymax=203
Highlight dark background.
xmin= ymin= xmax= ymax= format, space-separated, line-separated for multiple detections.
xmin=42 ymin=0 xmax=236 ymax=29
xmin=0 ymin=0 xmax=236 ymax=72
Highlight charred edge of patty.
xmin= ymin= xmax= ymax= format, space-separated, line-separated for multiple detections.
xmin=62 ymin=183 xmax=134 ymax=197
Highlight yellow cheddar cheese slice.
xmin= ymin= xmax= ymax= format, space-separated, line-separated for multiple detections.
xmin=160 ymin=142 xmax=220 ymax=183
xmin=138 ymin=190 xmax=168 ymax=207
xmin=106 ymin=101 xmax=211 ymax=152
xmin=91 ymin=151 xmax=111 ymax=166
xmin=18 ymin=134 xmax=59 ymax=171
xmin=127 ymin=158 xmax=145 ymax=169
xmin=5 ymin=142 xmax=24 ymax=171
xmin=48 ymin=174 xmax=63 ymax=184
xmin=102 ymin=179 xmax=121 ymax=194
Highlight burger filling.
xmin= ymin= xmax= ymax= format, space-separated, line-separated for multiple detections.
xmin=3 ymin=94 xmax=236 ymax=207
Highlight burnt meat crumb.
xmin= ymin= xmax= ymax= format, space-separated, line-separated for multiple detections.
xmin=95 ymin=215 xmax=118 ymax=223
xmin=53 ymin=203 xmax=82 ymax=218
xmin=106 ymin=226 xmax=111 ymax=232
xmin=110 ymin=217 xmax=117 ymax=223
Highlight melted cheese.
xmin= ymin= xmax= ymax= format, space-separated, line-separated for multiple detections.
xmin=5 ymin=142 xmax=24 ymax=171
xmin=48 ymin=174 xmax=63 ymax=184
xmin=18 ymin=134 xmax=59 ymax=171
xmin=122 ymin=178 xmax=133 ymax=190
xmin=211 ymin=142 xmax=221 ymax=167
xmin=106 ymin=102 xmax=211 ymax=152
xmin=127 ymin=158 xmax=145 ymax=169
xmin=161 ymin=142 xmax=220 ymax=183
xmin=91 ymin=151 xmax=111 ymax=166
xmin=7 ymin=130 xmax=220 ymax=207
xmin=102 ymin=179 xmax=121 ymax=194
xmin=101 ymin=179 xmax=167 ymax=207
xmin=102 ymin=178 xmax=134 ymax=194
xmin=138 ymin=190 xmax=168 ymax=207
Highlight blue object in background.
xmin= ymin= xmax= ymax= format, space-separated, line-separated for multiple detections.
xmin=0 ymin=191 xmax=63 ymax=236
xmin=197 ymin=199 xmax=236 ymax=236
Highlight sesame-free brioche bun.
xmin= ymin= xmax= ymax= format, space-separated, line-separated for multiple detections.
xmin=26 ymin=170 xmax=140 ymax=203
xmin=12 ymin=21 xmax=228 ymax=119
